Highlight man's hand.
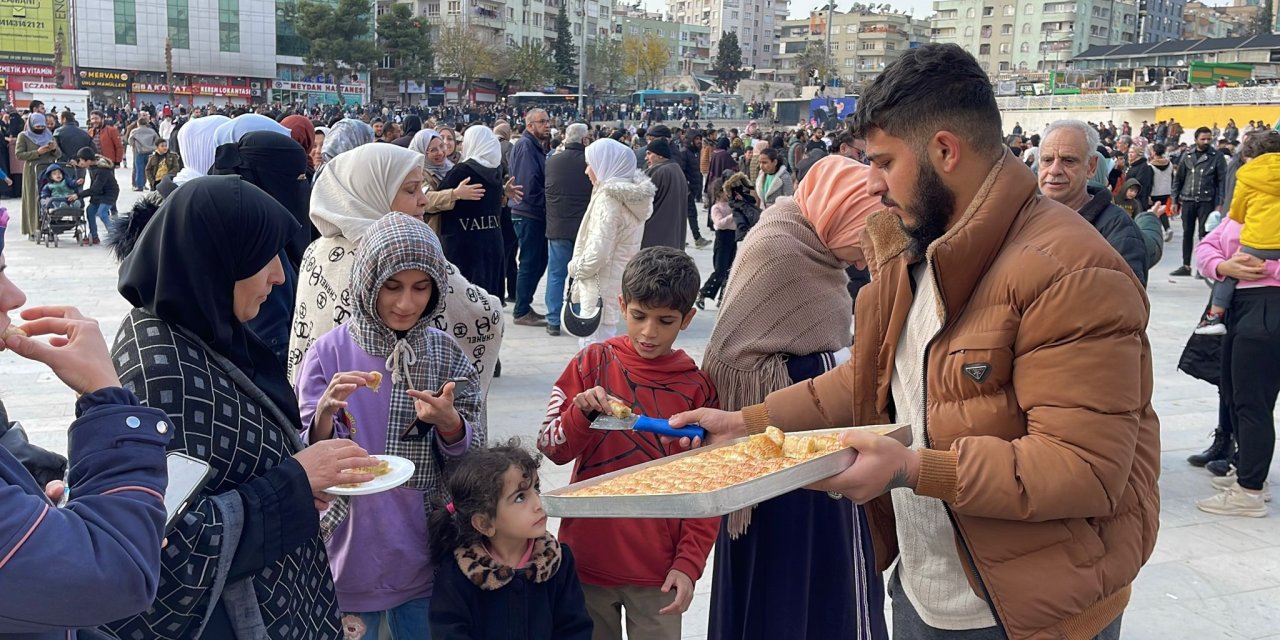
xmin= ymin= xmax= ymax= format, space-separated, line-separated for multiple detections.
xmin=658 ymin=569 xmax=694 ymax=615
xmin=504 ymin=177 xmax=524 ymax=204
xmin=666 ymin=408 xmax=745 ymax=448
xmin=4 ymin=306 xmax=121 ymax=395
xmin=808 ymin=429 xmax=920 ymax=504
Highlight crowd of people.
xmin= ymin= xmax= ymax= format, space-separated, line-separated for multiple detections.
xmin=0 ymin=41 xmax=1276 ymax=640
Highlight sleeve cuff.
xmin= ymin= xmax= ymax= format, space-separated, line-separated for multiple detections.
xmin=74 ymin=387 xmax=141 ymax=419
xmin=436 ymin=421 xmax=473 ymax=457
xmin=742 ymin=404 xmax=771 ymax=436
xmin=670 ymin=557 xmax=704 ymax=583
xmin=915 ymin=449 xmax=959 ymax=504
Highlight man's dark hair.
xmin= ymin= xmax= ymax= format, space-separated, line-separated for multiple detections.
xmin=621 ymin=247 xmax=700 ymax=314
xmin=1195 ymin=126 xmax=1213 ymax=137
xmin=75 ymin=147 xmax=96 ymax=162
xmin=851 ymin=43 xmax=1003 ymax=158
xmin=90 ymin=110 xmax=104 ymax=119
xmin=29 ymin=100 xmax=43 ymax=111
xmin=1151 ymin=142 xmax=1166 ymax=156
xmin=60 ymin=111 xmax=75 ymax=123
xmin=1242 ymin=130 xmax=1280 ymax=160
xmin=759 ymin=147 xmax=781 ymax=163
xmin=832 ymin=130 xmax=854 ymax=152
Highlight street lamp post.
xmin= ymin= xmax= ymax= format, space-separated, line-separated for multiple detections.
xmin=578 ymin=0 xmax=587 ymax=118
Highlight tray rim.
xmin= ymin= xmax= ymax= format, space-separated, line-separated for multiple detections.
xmin=541 ymin=423 xmax=910 ymax=518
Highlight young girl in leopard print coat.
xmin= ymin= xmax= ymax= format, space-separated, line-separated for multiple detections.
xmin=427 ymin=441 xmax=593 ymax=639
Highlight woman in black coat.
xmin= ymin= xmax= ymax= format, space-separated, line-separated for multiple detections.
xmin=438 ymin=125 xmax=506 ymax=296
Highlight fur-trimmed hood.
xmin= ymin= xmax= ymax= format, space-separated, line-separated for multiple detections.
xmin=453 ymin=533 xmax=563 ymax=591
xmin=592 ymin=174 xmax=656 ymax=223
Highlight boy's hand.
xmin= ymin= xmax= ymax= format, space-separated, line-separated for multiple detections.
xmin=408 ymin=382 xmax=463 ymax=435
xmin=658 ymin=569 xmax=694 ymax=615
xmin=573 ymin=386 xmax=624 ymax=417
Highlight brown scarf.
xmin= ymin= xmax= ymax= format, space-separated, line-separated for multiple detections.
xmin=701 ymin=198 xmax=854 ymax=536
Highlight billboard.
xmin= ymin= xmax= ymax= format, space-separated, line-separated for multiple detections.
xmin=0 ymin=0 xmax=66 ymax=64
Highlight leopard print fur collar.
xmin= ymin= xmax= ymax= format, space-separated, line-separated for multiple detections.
xmin=453 ymin=534 xmax=563 ymax=591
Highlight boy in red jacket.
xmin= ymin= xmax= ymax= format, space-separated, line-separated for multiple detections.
xmin=538 ymin=247 xmax=719 ymax=640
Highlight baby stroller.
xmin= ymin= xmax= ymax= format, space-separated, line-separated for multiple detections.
xmin=36 ymin=164 xmax=88 ymax=248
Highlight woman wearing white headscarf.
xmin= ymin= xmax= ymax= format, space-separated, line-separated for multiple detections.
xmin=408 ymin=128 xmax=483 ymax=235
xmin=212 ymin=113 xmax=291 ymax=147
xmin=288 ymin=143 xmax=504 ymax=392
xmin=568 ymin=138 xmax=656 ymax=346
xmin=437 ymin=126 xmax=506 ymax=297
xmin=168 ymin=114 xmax=231 ymax=190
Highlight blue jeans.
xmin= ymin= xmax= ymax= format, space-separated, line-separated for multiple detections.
xmin=354 ymin=597 xmax=430 ymax=640
xmin=545 ymin=238 xmax=574 ymax=328
xmin=513 ymin=216 xmax=548 ymax=318
xmin=133 ymin=152 xmax=151 ymax=189
xmin=85 ymin=203 xmax=111 ymax=240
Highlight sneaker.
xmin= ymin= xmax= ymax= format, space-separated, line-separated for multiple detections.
xmin=1163 ymin=228 xmax=1174 ymax=242
xmin=1170 ymin=265 xmax=1192 ymax=277
xmin=1206 ymin=458 xmax=1234 ymax=477
xmin=513 ymin=313 xmax=547 ymax=327
xmin=546 ymin=324 xmax=561 ymax=336
xmin=1210 ymin=473 xmax=1272 ymax=501
xmin=695 ymin=237 xmax=711 ymax=249
xmin=1194 ymin=312 xmax=1227 ymax=336
xmin=1197 ymin=483 xmax=1268 ymax=517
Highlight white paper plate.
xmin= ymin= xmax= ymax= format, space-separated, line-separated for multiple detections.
xmin=325 ymin=455 xmax=416 ymax=496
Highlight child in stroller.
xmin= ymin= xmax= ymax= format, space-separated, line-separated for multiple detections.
xmin=36 ymin=164 xmax=88 ymax=247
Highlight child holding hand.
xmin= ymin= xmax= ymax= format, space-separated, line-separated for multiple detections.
xmin=428 ymin=440 xmax=593 ymax=640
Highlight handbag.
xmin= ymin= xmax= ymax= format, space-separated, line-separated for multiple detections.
xmin=1178 ymin=299 xmax=1223 ymax=386
xmin=562 ymin=277 xmax=603 ymax=338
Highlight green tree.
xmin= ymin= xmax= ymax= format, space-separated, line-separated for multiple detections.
xmin=496 ymin=42 xmax=557 ymax=92
xmin=376 ymin=3 xmax=433 ymax=105
xmin=436 ymin=25 xmax=496 ymax=103
xmin=294 ymin=0 xmax=381 ymax=104
xmin=1251 ymin=1 xmax=1275 ymax=35
xmin=794 ymin=41 xmax=833 ymax=93
xmin=586 ymin=38 xmax=625 ymax=93
xmin=552 ymin=4 xmax=578 ymax=85
xmin=711 ymin=31 xmax=747 ymax=94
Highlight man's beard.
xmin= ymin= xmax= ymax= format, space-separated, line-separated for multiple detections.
xmin=1197 ymin=143 xmax=1210 ymax=151
xmin=902 ymin=161 xmax=955 ymax=258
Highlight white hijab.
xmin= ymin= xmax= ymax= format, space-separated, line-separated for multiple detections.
xmin=585 ymin=138 xmax=637 ymax=185
xmin=213 ymin=113 xmax=291 ymax=147
xmin=173 ymin=115 xmax=231 ymax=185
xmin=309 ymin=143 xmax=422 ymax=241
xmin=460 ymin=125 xmax=501 ymax=169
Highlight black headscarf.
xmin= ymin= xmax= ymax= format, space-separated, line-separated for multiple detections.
xmin=211 ymin=131 xmax=313 ymax=268
xmin=401 ymin=115 xmax=422 ymax=138
xmin=118 ymin=175 xmax=301 ymax=422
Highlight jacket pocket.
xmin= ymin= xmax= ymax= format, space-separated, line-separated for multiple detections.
xmin=944 ymin=331 xmax=1015 ymax=392
xmin=1063 ymin=518 xmax=1106 ymax=567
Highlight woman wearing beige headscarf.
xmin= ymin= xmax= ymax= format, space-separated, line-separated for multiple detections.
xmin=288 ymin=142 xmax=504 ymax=391
xmin=701 ymin=155 xmax=888 ymax=640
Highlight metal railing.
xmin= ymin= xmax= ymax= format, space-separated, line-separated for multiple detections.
xmin=995 ymin=85 xmax=1280 ymax=110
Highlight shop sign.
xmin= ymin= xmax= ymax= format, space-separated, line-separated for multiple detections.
xmin=272 ymin=79 xmax=366 ymax=94
xmin=0 ymin=0 xmax=67 ymax=63
xmin=78 ymin=68 xmax=130 ymax=90
xmin=0 ymin=62 xmax=53 ymax=76
xmin=20 ymin=80 xmax=55 ymax=90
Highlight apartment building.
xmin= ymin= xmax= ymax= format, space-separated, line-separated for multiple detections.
xmin=667 ymin=0 xmax=789 ymax=71
xmin=930 ymin=0 xmax=1138 ymax=78
xmin=773 ymin=8 xmax=930 ymax=88
xmin=612 ymin=8 xmax=713 ymax=78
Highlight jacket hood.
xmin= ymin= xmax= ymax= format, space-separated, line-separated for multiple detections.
xmin=1122 ymin=177 xmax=1142 ymax=193
xmin=1150 ymin=156 xmax=1170 ymax=169
xmin=350 ymin=213 xmax=449 ymax=344
xmin=595 ymin=173 xmax=656 ymax=223
xmin=39 ymin=163 xmax=71 ymax=183
xmin=1079 ymin=184 xmax=1121 ymax=224
xmin=92 ymin=155 xmax=115 ymax=170
xmin=1236 ymin=153 xmax=1280 ymax=197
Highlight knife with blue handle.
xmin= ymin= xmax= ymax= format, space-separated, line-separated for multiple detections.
xmin=590 ymin=413 xmax=708 ymax=440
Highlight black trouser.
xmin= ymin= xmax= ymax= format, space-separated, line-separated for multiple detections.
xmin=700 ymin=230 xmax=738 ymax=301
xmin=1151 ymin=194 xmax=1170 ymax=230
xmin=1221 ymin=287 xmax=1280 ymax=491
xmin=686 ymin=189 xmax=704 ymax=241
xmin=1180 ymin=199 xmax=1216 ymax=266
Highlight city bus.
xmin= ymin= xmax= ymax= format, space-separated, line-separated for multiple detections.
xmin=629 ymin=90 xmax=700 ymax=112
xmin=507 ymin=92 xmax=583 ymax=111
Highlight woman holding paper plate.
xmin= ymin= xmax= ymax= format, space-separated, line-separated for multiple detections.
xmin=296 ymin=211 xmax=486 ymax=640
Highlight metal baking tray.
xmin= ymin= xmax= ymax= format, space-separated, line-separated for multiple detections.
xmin=542 ymin=424 xmax=911 ymax=519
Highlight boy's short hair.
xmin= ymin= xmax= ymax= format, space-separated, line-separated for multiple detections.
xmin=1242 ymin=130 xmax=1280 ymax=160
xmin=621 ymin=247 xmax=700 ymax=314
xmin=74 ymin=147 xmax=96 ymax=162
xmin=155 ymin=138 xmax=169 ymax=147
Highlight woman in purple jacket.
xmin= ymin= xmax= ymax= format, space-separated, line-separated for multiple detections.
xmin=0 ymin=239 xmax=171 ymax=639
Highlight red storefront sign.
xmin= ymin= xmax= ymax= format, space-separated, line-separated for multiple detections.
xmin=0 ymin=63 xmax=55 ymax=76
xmin=131 ymin=82 xmax=251 ymax=97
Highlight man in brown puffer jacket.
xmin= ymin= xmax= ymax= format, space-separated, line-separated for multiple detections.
xmin=671 ymin=44 xmax=1160 ymax=640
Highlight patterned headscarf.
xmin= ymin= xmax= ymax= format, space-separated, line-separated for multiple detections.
xmin=322 ymin=118 xmax=375 ymax=163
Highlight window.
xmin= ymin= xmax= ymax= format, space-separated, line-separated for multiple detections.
xmin=982 ymin=6 xmax=993 ymax=17
xmin=999 ymin=61 xmax=1010 ymax=71
xmin=1024 ymin=3 xmax=1033 ymax=14
xmin=1020 ymin=41 xmax=1030 ymax=52
xmin=844 ymin=57 xmax=856 ymax=66
xmin=980 ymin=25 xmax=991 ymax=37
xmin=999 ymin=42 xmax=1010 ymax=53
xmin=1001 ymin=23 xmax=1012 ymax=34
xmin=1003 ymin=4 xmax=1014 ymax=15
xmin=966 ymin=7 xmax=975 ymax=17
xmin=114 ymin=0 xmax=136 ymax=45
xmin=1022 ymin=23 xmax=1031 ymax=34
xmin=964 ymin=25 xmax=974 ymax=36
xmin=884 ymin=41 xmax=895 ymax=50
xmin=507 ymin=7 xmax=513 ymax=19
xmin=979 ymin=43 xmax=990 ymax=54
xmin=846 ymin=41 xmax=856 ymax=50
xmin=167 ymin=0 xmax=189 ymax=49
xmin=860 ymin=41 xmax=876 ymax=50
xmin=427 ymin=3 xmax=439 ymax=15
xmin=218 ymin=0 xmax=239 ymax=52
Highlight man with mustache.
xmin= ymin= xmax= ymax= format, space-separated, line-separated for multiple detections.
xmin=672 ymin=43 xmax=1159 ymax=640
xmin=1170 ymin=126 xmax=1228 ymax=277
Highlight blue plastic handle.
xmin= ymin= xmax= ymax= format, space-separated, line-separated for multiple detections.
xmin=632 ymin=415 xmax=707 ymax=440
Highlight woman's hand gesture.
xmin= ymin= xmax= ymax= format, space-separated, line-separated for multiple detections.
xmin=3 ymin=306 xmax=121 ymax=395
xmin=1216 ymin=251 xmax=1267 ymax=282
xmin=408 ymin=382 xmax=463 ymax=438
xmin=313 ymin=372 xmax=375 ymax=439
xmin=453 ymin=177 xmax=484 ymax=201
